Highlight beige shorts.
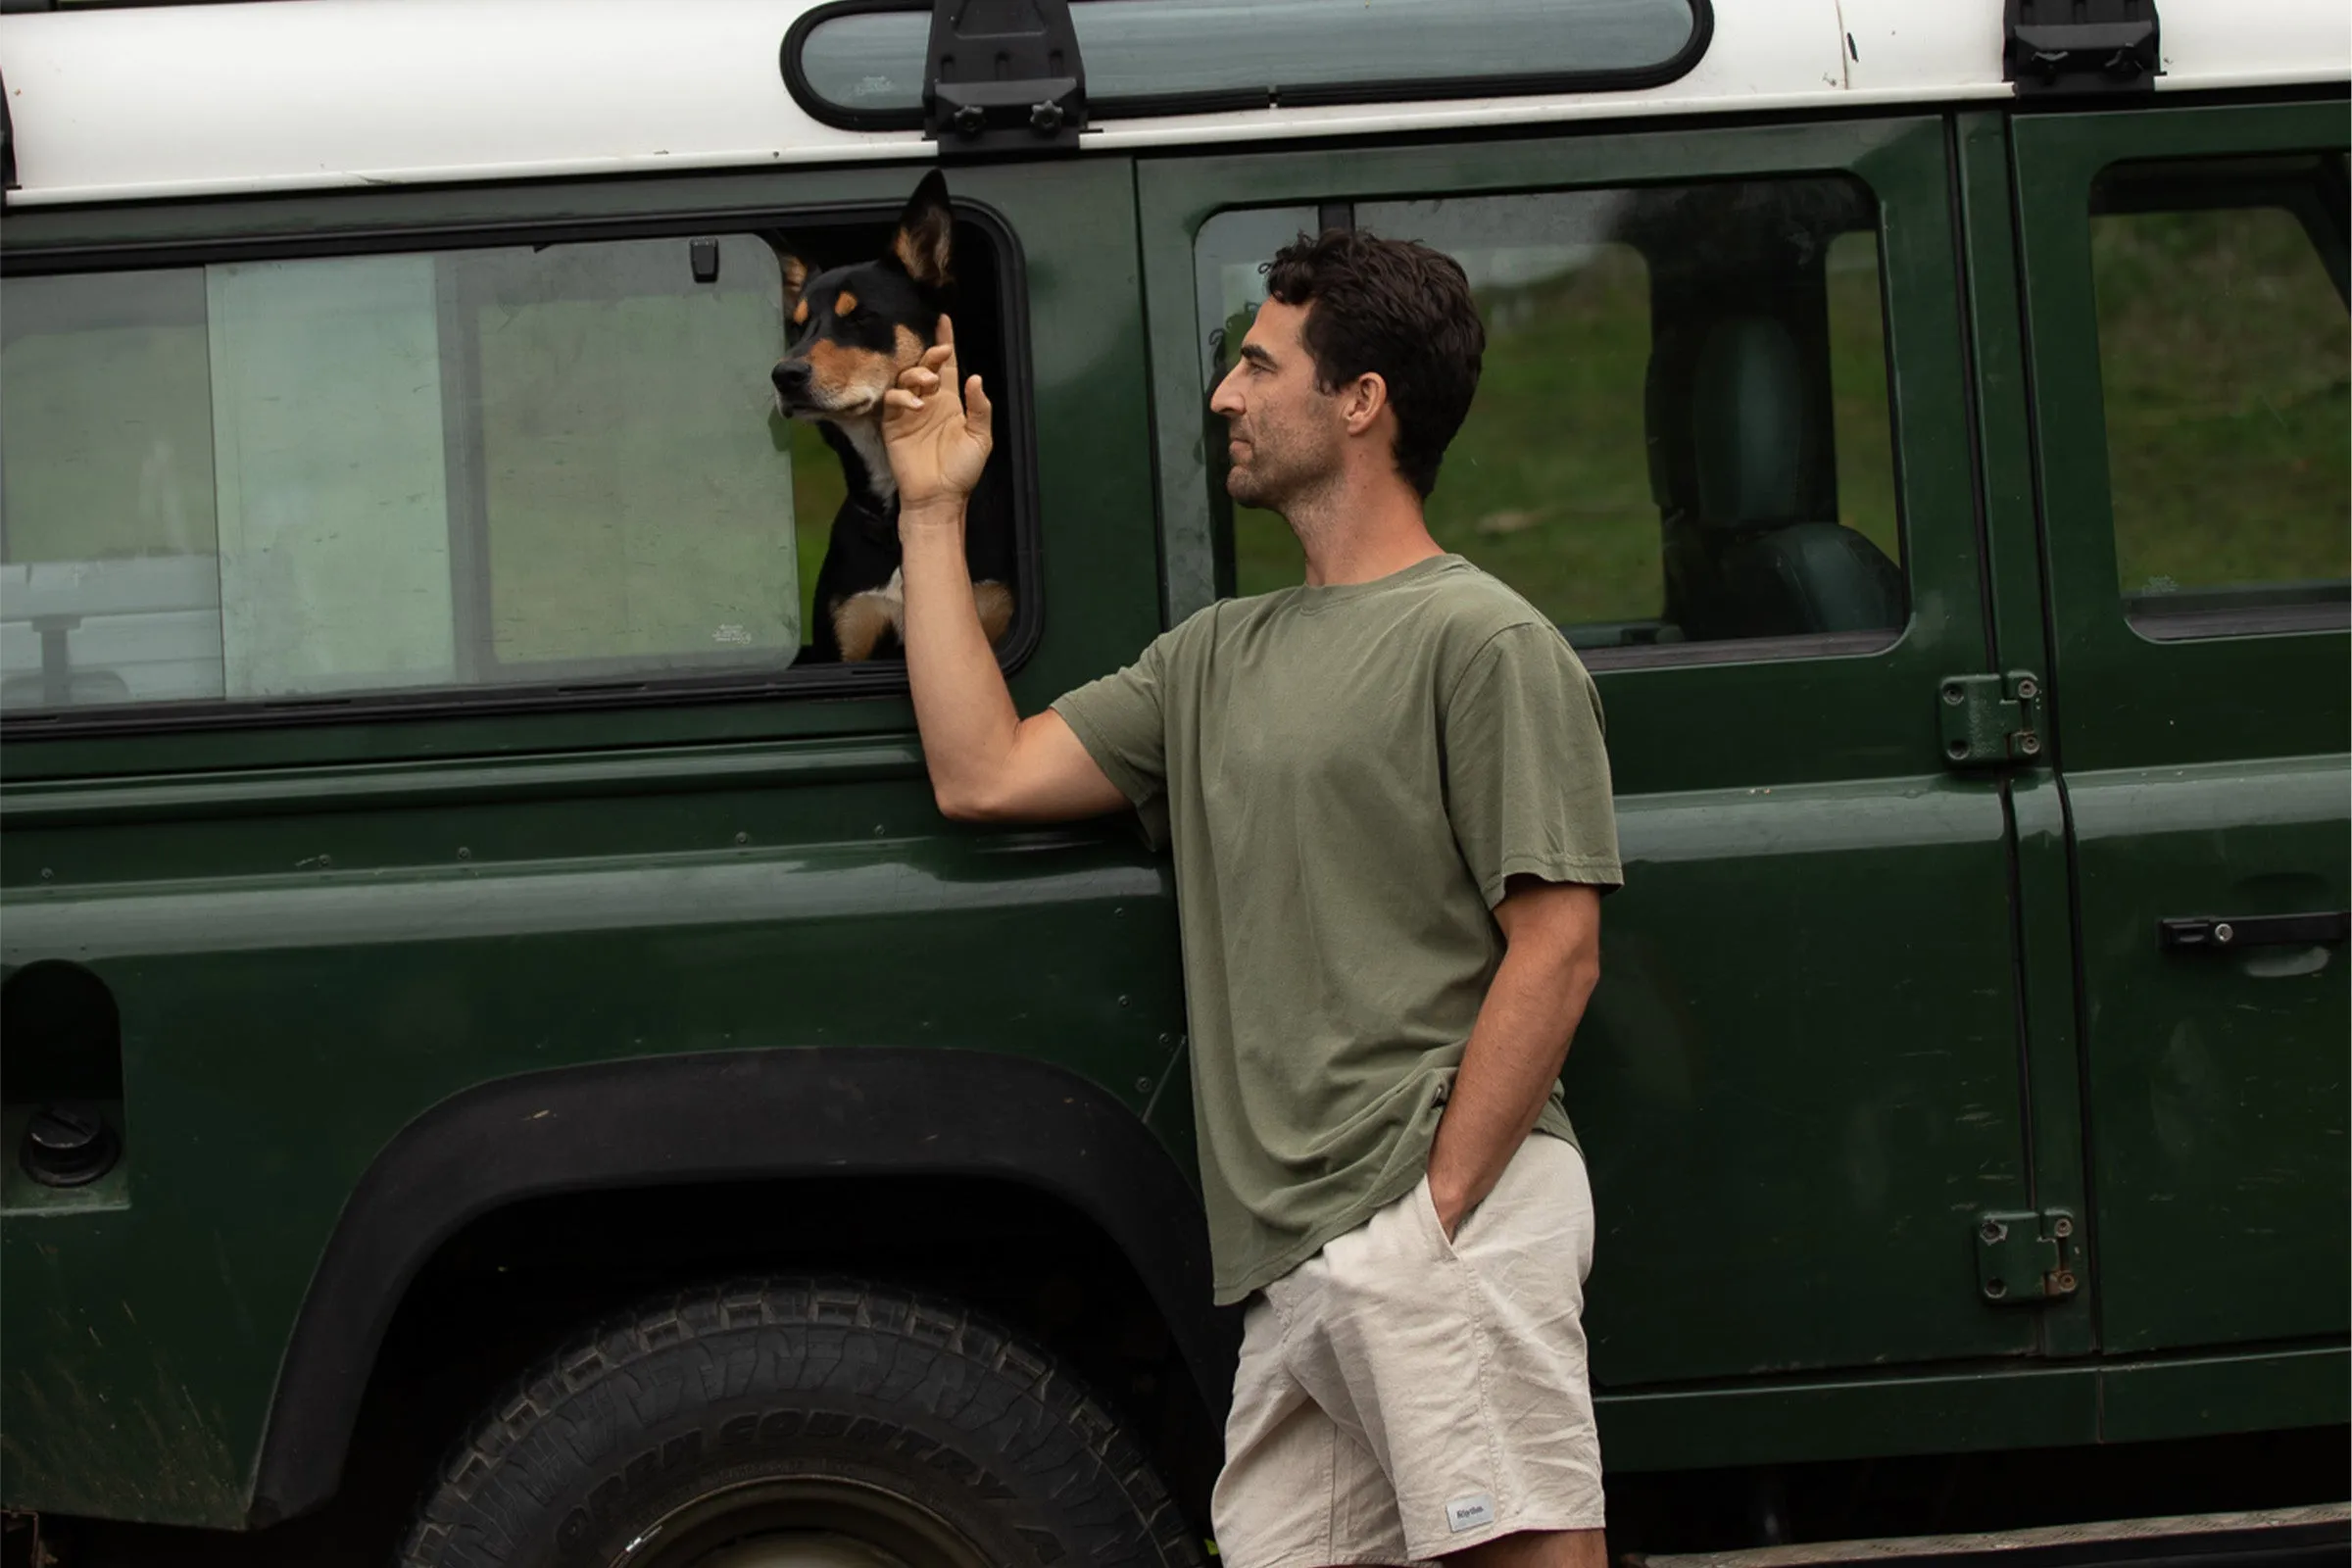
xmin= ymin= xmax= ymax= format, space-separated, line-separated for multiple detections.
xmin=1211 ymin=1133 xmax=1603 ymax=1567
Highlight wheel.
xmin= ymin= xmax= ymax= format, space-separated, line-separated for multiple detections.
xmin=400 ymin=1278 xmax=1204 ymax=1568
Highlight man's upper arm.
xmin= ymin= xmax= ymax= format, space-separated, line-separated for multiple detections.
xmin=989 ymin=710 xmax=1134 ymax=821
xmin=1442 ymin=623 xmax=1624 ymax=907
xmin=1494 ymin=875 xmax=1603 ymax=961
xmin=1043 ymin=625 xmax=1181 ymax=842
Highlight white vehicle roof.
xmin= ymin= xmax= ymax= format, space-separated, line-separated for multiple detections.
xmin=0 ymin=0 xmax=2344 ymax=208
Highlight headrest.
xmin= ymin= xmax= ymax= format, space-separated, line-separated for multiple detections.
xmin=1689 ymin=316 xmax=1811 ymax=529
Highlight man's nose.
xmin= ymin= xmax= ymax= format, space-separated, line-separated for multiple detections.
xmin=772 ymin=360 xmax=812 ymax=397
xmin=1207 ymin=366 xmax=1243 ymax=417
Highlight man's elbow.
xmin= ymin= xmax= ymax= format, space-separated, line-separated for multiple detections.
xmin=1571 ymin=946 xmax=1601 ymax=1002
xmin=932 ymin=775 xmax=1007 ymax=822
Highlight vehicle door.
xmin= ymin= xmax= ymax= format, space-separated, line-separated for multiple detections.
xmin=2010 ymin=102 xmax=2350 ymax=1358
xmin=1141 ymin=115 xmax=2056 ymax=1455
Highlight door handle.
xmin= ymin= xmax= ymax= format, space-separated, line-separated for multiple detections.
xmin=2159 ymin=911 xmax=2350 ymax=953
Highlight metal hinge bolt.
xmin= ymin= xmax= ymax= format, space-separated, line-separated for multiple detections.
xmin=1940 ymin=671 xmax=2045 ymax=767
xmin=1976 ymin=1208 xmax=2080 ymax=1303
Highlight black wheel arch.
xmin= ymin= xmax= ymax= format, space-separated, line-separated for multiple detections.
xmin=250 ymin=1047 xmax=1235 ymax=1527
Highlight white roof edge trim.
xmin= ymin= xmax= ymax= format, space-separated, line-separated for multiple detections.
xmin=0 ymin=0 xmax=2344 ymax=210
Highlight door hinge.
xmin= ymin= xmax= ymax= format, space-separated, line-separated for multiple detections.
xmin=1976 ymin=1209 xmax=2080 ymax=1304
xmin=1940 ymin=671 xmax=2043 ymax=767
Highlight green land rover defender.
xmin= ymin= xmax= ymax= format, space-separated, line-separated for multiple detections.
xmin=0 ymin=0 xmax=2345 ymax=1564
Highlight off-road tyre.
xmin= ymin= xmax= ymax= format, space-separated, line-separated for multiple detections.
xmin=399 ymin=1278 xmax=1204 ymax=1568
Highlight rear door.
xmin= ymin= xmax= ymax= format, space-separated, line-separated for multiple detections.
xmin=1140 ymin=117 xmax=2055 ymax=1434
xmin=2011 ymin=102 xmax=2350 ymax=1355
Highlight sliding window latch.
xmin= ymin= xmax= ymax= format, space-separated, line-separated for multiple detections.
xmin=924 ymin=0 xmax=1087 ymax=156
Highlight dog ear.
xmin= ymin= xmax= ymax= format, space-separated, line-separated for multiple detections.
xmin=775 ymin=243 xmax=816 ymax=317
xmin=890 ymin=171 xmax=954 ymax=290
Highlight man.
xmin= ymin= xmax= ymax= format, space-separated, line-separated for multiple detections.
xmin=881 ymin=230 xmax=1621 ymax=1568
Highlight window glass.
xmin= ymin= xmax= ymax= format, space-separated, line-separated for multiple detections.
xmin=797 ymin=0 xmax=1701 ymax=121
xmin=1 ymin=236 xmax=801 ymax=713
xmin=2089 ymin=159 xmax=2350 ymax=634
xmin=1198 ymin=178 xmax=1905 ymax=654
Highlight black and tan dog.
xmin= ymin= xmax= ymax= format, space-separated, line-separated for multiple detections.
xmin=771 ymin=172 xmax=1016 ymax=662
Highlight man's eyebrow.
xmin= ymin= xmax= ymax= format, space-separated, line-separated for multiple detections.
xmin=1237 ymin=343 xmax=1278 ymax=369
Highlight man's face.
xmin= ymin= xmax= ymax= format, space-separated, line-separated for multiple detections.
xmin=1208 ymin=298 xmax=1347 ymax=513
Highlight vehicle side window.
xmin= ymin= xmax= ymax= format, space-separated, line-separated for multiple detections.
xmin=2088 ymin=155 xmax=2350 ymax=638
xmin=1195 ymin=177 xmax=1906 ymax=659
xmin=0 ymin=224 xmax=1021 ymax=718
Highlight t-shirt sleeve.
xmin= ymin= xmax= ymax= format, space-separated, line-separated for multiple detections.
xmin=1442 ymin=622 xmax=1624 ymax=907
xmin=1051 ymin=625 xmax=1179 ymax=840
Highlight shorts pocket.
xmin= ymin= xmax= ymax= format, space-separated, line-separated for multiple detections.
xmin=1412 ymin=1172 xmax=1462 ymax=1261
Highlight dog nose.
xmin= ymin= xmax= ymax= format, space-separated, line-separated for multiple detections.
xmin=772 ymin=361 xmax=812 ymax=397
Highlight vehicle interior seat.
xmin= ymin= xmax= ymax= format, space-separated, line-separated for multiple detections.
xmin=1666 ymin=313 xmax=1905 ymax=641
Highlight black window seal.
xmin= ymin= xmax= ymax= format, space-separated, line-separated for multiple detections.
xmin=2127 ymin=599 xmax=2350 ymax=643
xmin=781 ymin=0 xmax=1716 ymax=135
xmin=0 ymin=191 xmax=1045 ymax=741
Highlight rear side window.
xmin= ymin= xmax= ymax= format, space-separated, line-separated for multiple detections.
xmin=1196 ymin=177 xmax=1904 ymax=661
xmin=791 ymin=0 xmax=1708 ymax=125
xmin=2 ymin=237 xmax=797 ymax=713
xmin=2088 ymin=155 xmax=2350 ymax=638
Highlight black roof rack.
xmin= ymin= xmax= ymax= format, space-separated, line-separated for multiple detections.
xmin=2005 ymin=0 xmax=2161 ymax=95
xmin=923 ymin=0 xmax=1086 ymax=155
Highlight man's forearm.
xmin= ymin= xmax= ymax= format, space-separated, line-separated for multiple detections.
xmin=1426 ymin=935 xmax=1600 ymax=1235
xmin=899 ymin=500 xmax=1019 ymax=816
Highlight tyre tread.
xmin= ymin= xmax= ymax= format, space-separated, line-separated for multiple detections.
xmin=397 ymin=1276 xmax=1201 ymax=1568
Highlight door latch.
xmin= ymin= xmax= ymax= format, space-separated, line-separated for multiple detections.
xmin=2159 ymin=910 xmax=2350 ymax=952
xmin=1976 ymin=1209 xmax=2079 ymax=1304
xmin=1940 ymin=671 xmax=2043 ymax=767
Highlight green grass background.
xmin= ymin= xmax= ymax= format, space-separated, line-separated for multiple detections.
xmin=1231 ymin=218 xmax=2346 ymax=620
xmin=2091 ymin=207 xmax=2350 ymax=597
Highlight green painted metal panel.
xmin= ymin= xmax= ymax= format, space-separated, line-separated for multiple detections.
xmin=2097 ymin=1346 xmax=2351 ymax=1445
xmin=1597 ymin=1360 xmax=2098 ymax=1474
xmin=0 ymin=159 xmax=1184 ymax=1527
xmin=2067 ymin=758 xmax=2351 ymax=1352
xmin=2011 ymin=102 xmax=2352 ymax=1358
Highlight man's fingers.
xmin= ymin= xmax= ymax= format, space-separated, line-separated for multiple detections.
xmin=921 ymin=343 xmax=954 ymax=372
xmin=937 ymin=314 xmax=956 ymax=350
xmin=897 ymin=365 xmax=940 ymax=391
xmin=883 ymin=388 xmax=924 ymax=412
xmin=964 ymin=374 xmax=994 ymax=440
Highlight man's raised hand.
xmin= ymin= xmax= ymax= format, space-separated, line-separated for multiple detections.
xmin=882 ymin=314 xmax=995 ymax=518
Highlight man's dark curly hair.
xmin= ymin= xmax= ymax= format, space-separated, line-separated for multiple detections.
xmin=1262 ymin=228 xmax=1485 ymax=499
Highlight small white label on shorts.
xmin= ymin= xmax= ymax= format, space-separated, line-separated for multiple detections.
xmin=1446 ymin=1494 xmax=1497 ymax=1534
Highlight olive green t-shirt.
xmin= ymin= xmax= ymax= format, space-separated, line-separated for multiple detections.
xmin=1052 ymin=554 xmax=1622 ymax=1304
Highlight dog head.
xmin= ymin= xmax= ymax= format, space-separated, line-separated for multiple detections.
xmin=770 ymin=172 xmax=954 ymax=426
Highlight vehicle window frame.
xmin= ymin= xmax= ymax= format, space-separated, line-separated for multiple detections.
xmin=0 ymin=192 xmax=1045 ymax=739
xmin=2009 ymin=98 xmax=2350 ymax=774
xmin=781 ymin=0 xmax=1717 ymax=131
xmin=1187 ymin=176 xmax=1911 ymax=665
xmin=1139 ymin=117 xmax=1989 ymax=797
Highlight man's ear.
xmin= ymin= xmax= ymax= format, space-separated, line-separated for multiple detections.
xmin=891 ymin=170 xmax=955 ymax=290
xmin=1343 ymin=371 xmax=1391 ymax=436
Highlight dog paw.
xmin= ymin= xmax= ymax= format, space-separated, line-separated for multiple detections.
xmin=975 ymin=580 xmax=1015 ymax=644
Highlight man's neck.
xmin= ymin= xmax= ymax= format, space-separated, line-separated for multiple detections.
xmin=1290 ymin=471 xmax=1445 ymax=587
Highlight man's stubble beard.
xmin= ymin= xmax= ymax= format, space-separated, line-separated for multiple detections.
xmin=1225 ymin=427 xmax=1345 ymax=549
